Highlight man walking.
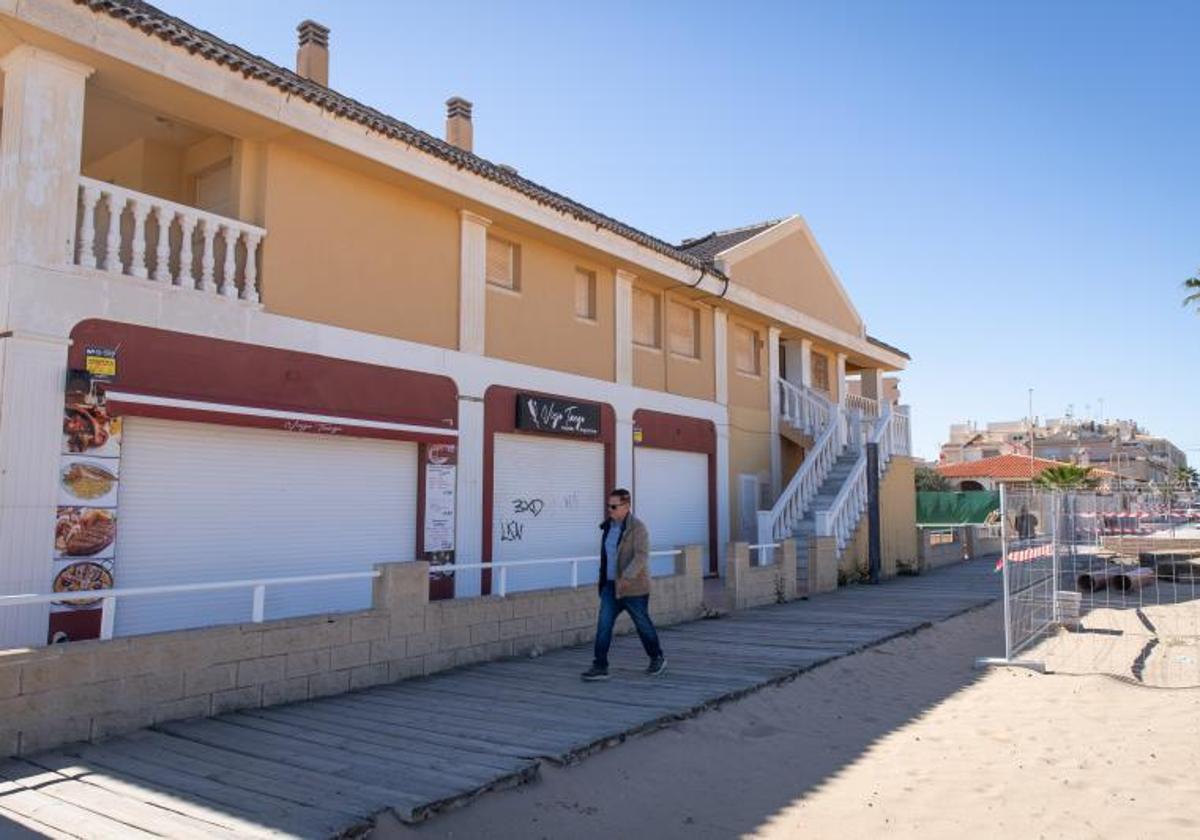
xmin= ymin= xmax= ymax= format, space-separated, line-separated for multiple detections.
xmin=581 ymin=488 xmax=666 ymax=681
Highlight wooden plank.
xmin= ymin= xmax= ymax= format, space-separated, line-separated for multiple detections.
xmin=0 ymin=763 xmax=161 ymax=840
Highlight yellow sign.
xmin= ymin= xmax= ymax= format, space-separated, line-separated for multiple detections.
xmin=85 ymin=347 xmax=116 ymax=379
xmin=633 ymin=427 xmax=643 ymax=444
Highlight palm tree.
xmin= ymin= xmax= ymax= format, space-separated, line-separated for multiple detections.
xmin=1172 ymin=465 xmax=1199 ymax=491
xmin=1185 ymin=275 xmax=1200 ymax=312
xmin=1035 ymin=464 xmax=1099 ymax=490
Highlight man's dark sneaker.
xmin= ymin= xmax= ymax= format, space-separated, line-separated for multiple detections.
xmin=646 ymin=655 xmax=667 ymax=676
xmin=580 ymin=665 xmax=610 ymax=682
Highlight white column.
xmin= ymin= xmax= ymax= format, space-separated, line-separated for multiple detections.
xmin=614 ymin=269 xmax=634 ymax=385
xmin=715 ymin=420 xmax=731 ymax=578
xmin=768 ymin=326 xmax=782 ymax=498
xmin=861 ymin=368 xmax=884 ymax=402
xmin=799 ymin=338 xmax=813 ymax=389
xmin=616 ymin=410 xmax=634 ymax=492
xmin=835 ymin=352 xmax=848 ymax=404
xmin=458 ymin=211 xmax=491 ymax=356
xmin=0 ymin=47 xmax=94 ymax=267
xmin=0 ymin=332 xmax=70 ymax=648
xmin=713 ymin=307 xmax=728 ymax=405
xmin=453 ymin=395 xmax=485 ymax=598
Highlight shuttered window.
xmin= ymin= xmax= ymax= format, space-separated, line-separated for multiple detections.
xmin=667 ymin=301 xmax=700 ymax=358
xmin=734 ymin=325 xmax=760 ymax=375
xmin=486 ymin=235 xmax=520 ymax=290
xmin=633 ymin=288 xmax=661 ymax=348
xmin=574 ymin=268 xmax=596 ymax=320
xmin=812 ymin=352 xmax=830 ymax=392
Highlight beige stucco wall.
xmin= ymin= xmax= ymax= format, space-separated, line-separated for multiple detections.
xmin=838 ymin=455 xmax=919 ymax=580
xmin=484 ymin=229 xmax=615 ymax=381
xmin=261 ymin=143 xmax=459 ymax=349
xmin=731 ymin=228 xmax=862 ymax=336
xmin=728 ymin=405 xmax=771 ymax=539
xmin=664 ymin=292 xmax=715 ymax=401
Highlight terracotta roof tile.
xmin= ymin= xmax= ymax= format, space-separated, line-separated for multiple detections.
xmin=937 ymin=454 xmax=1114 ymax=480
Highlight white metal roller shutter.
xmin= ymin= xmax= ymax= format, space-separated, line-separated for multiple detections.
xmin=634 ymin=448 xmax=709 ymax=576
xmin=492 ymin=433 xmax=605 ymax=593
xmin=114 ymin=417 xmax=417 ymax=636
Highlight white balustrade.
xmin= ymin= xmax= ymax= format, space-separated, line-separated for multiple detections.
xmin=778 ymin=378 xmax=833 ymax=436
xmin=844 ymin=392 xmax=880 ymax=418
xmin=758 ymin=404 xmax=841 ymax=543
xmin=75 ymin=176 xmax=266 ymax=303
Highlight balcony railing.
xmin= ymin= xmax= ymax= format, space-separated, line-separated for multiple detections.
xmin=843 ymin=392 xmax=880 ymax=417
xmin=75 ymin=176 xmax=266 ymax=303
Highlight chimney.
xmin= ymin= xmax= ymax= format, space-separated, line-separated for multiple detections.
xmin=445 ymin=97 xmax=473 ymax=153
xmin=296 ymin=20 xmax=330 ymax=86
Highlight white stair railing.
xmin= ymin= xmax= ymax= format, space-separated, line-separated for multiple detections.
xmin=778 ymin=378 xmax=833 ymax=436
xmin=757 ymin=402 xmax=841 ymax=543
xmin=76 ymin=176 xmax=266 ymax=303
xmin=816 ymin=406 xmax=896 ymax=552
xmin=844 ymin=392 xmax=880 ymax=418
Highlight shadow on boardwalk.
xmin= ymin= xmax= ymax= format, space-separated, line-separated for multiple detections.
xmin=0 ymin=560 xmax=1000 ymax=839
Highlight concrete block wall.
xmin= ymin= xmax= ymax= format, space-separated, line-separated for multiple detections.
xmin=0 ymin=547 xmax=705 ymax=758
xmin=725 ymin=541 xmax=797 ymax=610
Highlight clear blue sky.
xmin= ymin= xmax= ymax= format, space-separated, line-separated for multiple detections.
xmin=154 ymin=0 xmax=1199 ymax=463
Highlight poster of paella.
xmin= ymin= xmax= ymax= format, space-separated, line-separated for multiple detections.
xmin=50 ymin=371 xmax=122 ymax=637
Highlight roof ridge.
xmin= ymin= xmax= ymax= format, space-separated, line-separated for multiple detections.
xmin=73 ymin=0 xmax=717 ymax=276
xmin=679 ymin=218 xmax=783 ymax=247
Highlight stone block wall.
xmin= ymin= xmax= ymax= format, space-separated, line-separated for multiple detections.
xmin=0 ymin=546 xmax=705 ymax=758
xmin=725 ymin=541 xmax=797 ymax=610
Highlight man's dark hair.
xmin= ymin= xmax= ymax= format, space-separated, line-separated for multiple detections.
xmin=609 ymin=488 xmax=631 ymax=504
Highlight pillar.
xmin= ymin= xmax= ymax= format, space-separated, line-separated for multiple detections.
xmin=767 ymin=326 xmax=781 ymax=498
xmin=453 ymin=395 xmax=485 ymax=597
xmin=799 ymin=338 xmax=813 ymax=389
xmin=713 ymin=307 xmax=728 ymax=405
xmin=0 ymin=47 xmax=93 ymax=267
xmin=860 ymin=368 xmax=884 ymax=403
xmin=835 ymin=352 xmax=847 ymax=404
xmin=614 ymin=269 xmax=634 ymax=385
xmin=0 ymin=332 xmax=71 ymax=648
xmin=458 ymin=210 xmax=491 ymax=355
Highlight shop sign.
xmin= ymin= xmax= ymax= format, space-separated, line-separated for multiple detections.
xmin=424 ymin=444 xmax=457 ymax=554
xmin=84 ymin=346 xmax=117 ymax=381
xmin=515 ymin=394 xmax=600 ymax=437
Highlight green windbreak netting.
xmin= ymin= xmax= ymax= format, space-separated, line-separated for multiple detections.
xmin=916 ymin=491 xmax=1000 ymax=526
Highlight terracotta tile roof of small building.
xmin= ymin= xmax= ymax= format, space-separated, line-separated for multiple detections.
xmin=937 ymin=454 xmax=1114 ymax=480
xmin=677 ymin=220 xmax=783 ymax=264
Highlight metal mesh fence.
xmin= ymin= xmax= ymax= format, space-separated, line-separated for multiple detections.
xmin=989 ymin=486 xmax=1200 ymax=686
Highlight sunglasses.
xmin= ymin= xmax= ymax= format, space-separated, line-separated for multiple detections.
xmin=607 ymin=502 xmax=627 ymax=510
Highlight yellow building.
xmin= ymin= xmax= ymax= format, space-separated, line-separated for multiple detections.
xmin=0 ymin=1 xmax=915 ymax=648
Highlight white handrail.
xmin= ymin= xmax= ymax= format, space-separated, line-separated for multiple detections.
xmin=76 ymin=176 xmax=267 ymax=303
xmin=844 ymin=392 xmax=880 ymax=418
xmin=777 ymin=378 xmax=832 ymax=436
xmin=433 ymin=550 xmax=685 ymax=597
xmin=815 ymin=407 xmax=895 ymax=552
xmin=0 ymin=570 xmax=382 ymax=641
xmin=758 ymin=406 xmax=842 ymax=543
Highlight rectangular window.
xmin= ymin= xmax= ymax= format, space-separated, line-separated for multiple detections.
xmin=632 ymin=288 xmax=661 ymax=348
xmin=734 ymin=325 xmax=760 ymax=375
xmin=574 ymin=267 xmax=596 ymax=320
xmin=811 ymin=352 xmax=830 ymax=392
xmin=486 ymin=235 xmax=520 ymax=290
xmin=667 ymin=301 xmax=700 ymax=358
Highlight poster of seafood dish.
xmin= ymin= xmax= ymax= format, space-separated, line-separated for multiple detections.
xmin=50 ymin=372 xmax=122 ymax=638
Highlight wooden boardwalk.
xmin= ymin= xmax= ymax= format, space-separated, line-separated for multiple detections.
xmin=0 ymin=560 xmax=999 ymax=839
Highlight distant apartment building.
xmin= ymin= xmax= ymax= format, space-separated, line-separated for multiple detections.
xmin=940 ymin=417 xmax=1186 ymax=486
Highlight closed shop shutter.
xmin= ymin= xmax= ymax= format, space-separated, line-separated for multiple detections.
xmin=114 ymin=417 xmax=417 ymax=637
xmin=635 ymin=448 xmax=709 ymax=576
xmin=492 ymin=433 xmax=605 ymax=593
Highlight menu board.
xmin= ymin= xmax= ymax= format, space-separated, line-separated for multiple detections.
xmin=50 ymin=371 xmax=121 ymax=642
xmin=424 ymin=443 xmax=457 ymax=556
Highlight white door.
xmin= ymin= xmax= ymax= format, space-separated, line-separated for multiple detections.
xmin=635 ymin=448 xmax=710 ymax=576
xmin=115 ymin=417 xmax=417 ymax=636
xmin=492 ymin=433 xmax=605 ymax=593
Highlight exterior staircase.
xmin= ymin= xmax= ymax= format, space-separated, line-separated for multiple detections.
xmin=759 ymin=379 xmax=912 ymax=590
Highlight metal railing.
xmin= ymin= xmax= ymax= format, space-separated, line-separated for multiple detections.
xmin=747 ymin=542 xmax=781 ymax=567
xmin=0 ymin=570 xmax=382 ymax=641
xmin=431 ymin=550 xmax=684 ymax=597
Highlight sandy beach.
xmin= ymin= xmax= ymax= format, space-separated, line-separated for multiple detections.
xmin=374 ymin=601 xmax=1200 ymax=840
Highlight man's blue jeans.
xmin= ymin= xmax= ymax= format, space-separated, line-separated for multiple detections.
xmin=592 ymin=581 xmax=663 ymax=669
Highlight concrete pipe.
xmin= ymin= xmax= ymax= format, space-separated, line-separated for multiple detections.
xmin=1077 ymin=569 xmax=1116 ymax=592
xmin=1110 ymin=567 xmax=1156 ymax=593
